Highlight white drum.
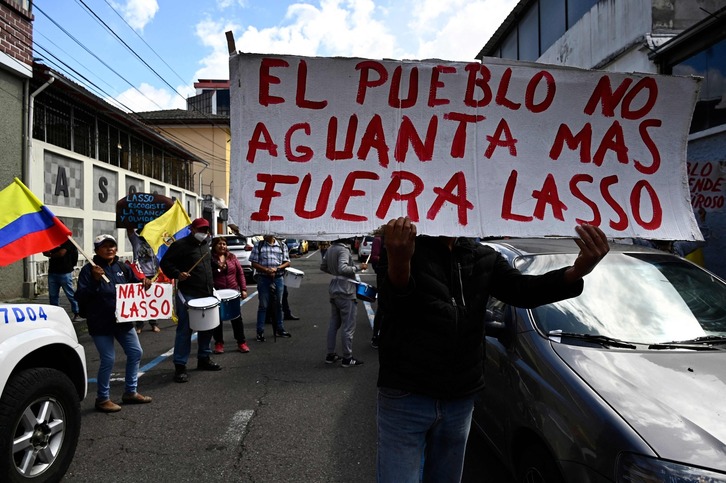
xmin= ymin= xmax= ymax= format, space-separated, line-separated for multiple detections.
xmin=187 ymin=296 xmax=220 ymax=331
xmin=283 ymin=267 xmax=305 ymax=288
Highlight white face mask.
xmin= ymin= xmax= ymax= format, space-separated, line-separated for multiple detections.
xmin=194 ymin=232 xmax=209 ymax=243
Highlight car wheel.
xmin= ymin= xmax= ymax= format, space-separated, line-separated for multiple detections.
xmin=517 ymin=443 xmax=564 ymax=483
xmin=0 ymin=368 xmax=81 ymax=483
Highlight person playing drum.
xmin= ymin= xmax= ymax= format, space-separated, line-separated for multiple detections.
xmin=160 ymin=217 xmax=222 ymax=383
xmin=320 ymin=237 xmax=368 ymax=367
xmin=210 ymin=236 xmax=250 ymax=354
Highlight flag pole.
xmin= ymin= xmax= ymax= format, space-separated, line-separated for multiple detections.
xmin=67 ymin=235 xmax=110 ymax=283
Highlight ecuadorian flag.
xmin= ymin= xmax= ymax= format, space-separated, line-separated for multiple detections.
xmin=140 ymin=199 xmax=191 ymax=261
xmin=0 ymin=178 xmax=72 ymax=267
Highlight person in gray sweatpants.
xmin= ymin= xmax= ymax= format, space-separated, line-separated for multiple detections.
xmin=321 ymin=239 xmax=367 ymax=367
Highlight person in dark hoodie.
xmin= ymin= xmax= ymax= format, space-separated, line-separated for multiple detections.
xmin=75 ymin=234 xmax=153 ymax=413
xmin=160 ymin=217 xmax=222 ymax=383
xmin=375 ymin=217 xmax=610 ymax=483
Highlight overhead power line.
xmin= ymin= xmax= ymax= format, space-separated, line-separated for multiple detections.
xmin=75 ymin=0 xmax=233 ymax=131
xmin=33 ymin=2 xmax=230 ymax=166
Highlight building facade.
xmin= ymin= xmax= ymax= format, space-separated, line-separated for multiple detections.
xmin=137 ymin=79 xmax=232 ymax=235
xmin=0 ymin=0 xmax=33 ymax=299
xmin=478 ymin=0 xmax=726 ymax=278
xmin=8 ymin=63 xmax=206 ymax=300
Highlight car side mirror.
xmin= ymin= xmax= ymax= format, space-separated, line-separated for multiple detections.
xmin=485 ymin=308 xmax=513 ymax=346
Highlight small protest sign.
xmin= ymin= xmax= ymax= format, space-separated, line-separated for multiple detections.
xmin=115 ymin=282 xmax=173 ymax=322
xmin=688 ymin=161 xmax=725 ymax=212
xmin=116 ymin=193 xmax=174 ymax=230
xmin=229 ymin=53 xmax=702 ymax=241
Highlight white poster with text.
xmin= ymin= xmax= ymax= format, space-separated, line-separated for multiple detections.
xmin=230 ymin=53 xmax=702 ymax=240
xmin=115 ymin=283 xmax=173 ymax=323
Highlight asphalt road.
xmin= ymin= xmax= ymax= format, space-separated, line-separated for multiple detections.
xmin=54 ymin=251 xmax=513 ymax=482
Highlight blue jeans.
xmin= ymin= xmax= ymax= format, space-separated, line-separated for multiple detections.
xmin=173 ymin=294 xmax=213 ymax=366
xmin=255 ymin=275 xmax=285 ymax=334
xmin=91 ymin=327 xmax=142 ymax=401
xmin=48 ymin=272 xmax=79 ymax=314
xmin=376 ymin=388 xmax=475 ymax=483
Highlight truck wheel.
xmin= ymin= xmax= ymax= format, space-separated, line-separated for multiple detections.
xmin=0 ymin=368 xmax=81 ymax=482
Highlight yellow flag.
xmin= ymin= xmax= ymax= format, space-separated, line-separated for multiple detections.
xmin=140 ymin=200 xmax=191 ymax=260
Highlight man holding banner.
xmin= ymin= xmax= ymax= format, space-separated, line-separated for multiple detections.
xmin=375 ymin=217 xmax=609 ymax=482
xmin=160 ymin=217 xmax=221 ymax=383
xmin=227 ymin=52 xmax=699 ymax=482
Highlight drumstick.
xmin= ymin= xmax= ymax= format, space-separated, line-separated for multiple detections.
xmin=365 ymin=252 xmax=372 ymax=264
xmin=187 ymin=252 xmax=209 ymax=272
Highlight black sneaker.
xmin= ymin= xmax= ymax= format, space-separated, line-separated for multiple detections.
xmin=174 ymin=364 xmax=189 ymax=383
xmin=275 ymin=330 xmax=292 ymax=338
xmin=342 ymin=357 xmax=364 ymax=368
xmin=325 ymin=353 xmax=341 ymax=364
xmin=256 ymin=333 xmax=266 ymax=342
xmin=197 ymin=358 xmax=222 ymax=371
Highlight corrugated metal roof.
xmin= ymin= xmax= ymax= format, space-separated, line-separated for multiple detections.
xmin=33 ymin=62 xmax=208 ymax=166
xmin=135 ymin=108 xmax=229 ymax=124
xmin=477 ymin=0 xmax=533 ymax=59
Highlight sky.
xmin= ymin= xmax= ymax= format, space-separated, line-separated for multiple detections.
xmin=32 ymin=0 xmax=519 ymax=113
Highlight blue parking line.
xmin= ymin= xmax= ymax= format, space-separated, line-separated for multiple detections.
xmin=88 ymin=292 xmax=259 ymax=384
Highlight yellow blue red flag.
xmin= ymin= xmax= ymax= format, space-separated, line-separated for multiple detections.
xmin=140 ymin=199 xmax=191 ymax=260
xmin=0 ymin=178 xmax=72 ymax=267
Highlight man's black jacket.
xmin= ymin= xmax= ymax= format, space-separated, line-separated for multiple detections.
xmin=160 ymin=235 xmax=214 ymax=299
xmin=377 ymin=236 xmax=583 ymax=400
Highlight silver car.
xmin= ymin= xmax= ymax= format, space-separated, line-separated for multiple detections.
xmin=358 ymin=235 xmax=374 ymax=262
xmin=473 ymin=239 xmax=726 ymax=483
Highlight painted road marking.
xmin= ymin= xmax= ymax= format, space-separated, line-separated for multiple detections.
xmin=90 ymin=292 xmax=258 ymax=384
xmin=222 ymin=409 xmax=255 ymax=445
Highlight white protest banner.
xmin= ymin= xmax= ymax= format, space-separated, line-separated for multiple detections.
xmin=115 ymin=283 xmax=173 ymax=323
xmin=688 ymin=161 xmax=725 ymax=212
xmin=230 ymin=53 xmax=702 ymax=240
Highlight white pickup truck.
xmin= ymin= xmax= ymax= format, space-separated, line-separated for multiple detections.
xmin=0 ymin=303 xmax=87 ymax=482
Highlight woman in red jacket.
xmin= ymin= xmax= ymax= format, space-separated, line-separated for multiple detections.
xmin=211 ymin=237 xmax=250 ymax=353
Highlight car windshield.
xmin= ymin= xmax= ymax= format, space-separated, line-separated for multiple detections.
xmin=516 ymin=253 xmax=726 ymax=344
xmin=223 ymin=236 xmax=247 ymax=246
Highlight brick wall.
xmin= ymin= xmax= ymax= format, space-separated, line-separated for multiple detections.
xmin=0 ymin=0 xmax=33 ymax=67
